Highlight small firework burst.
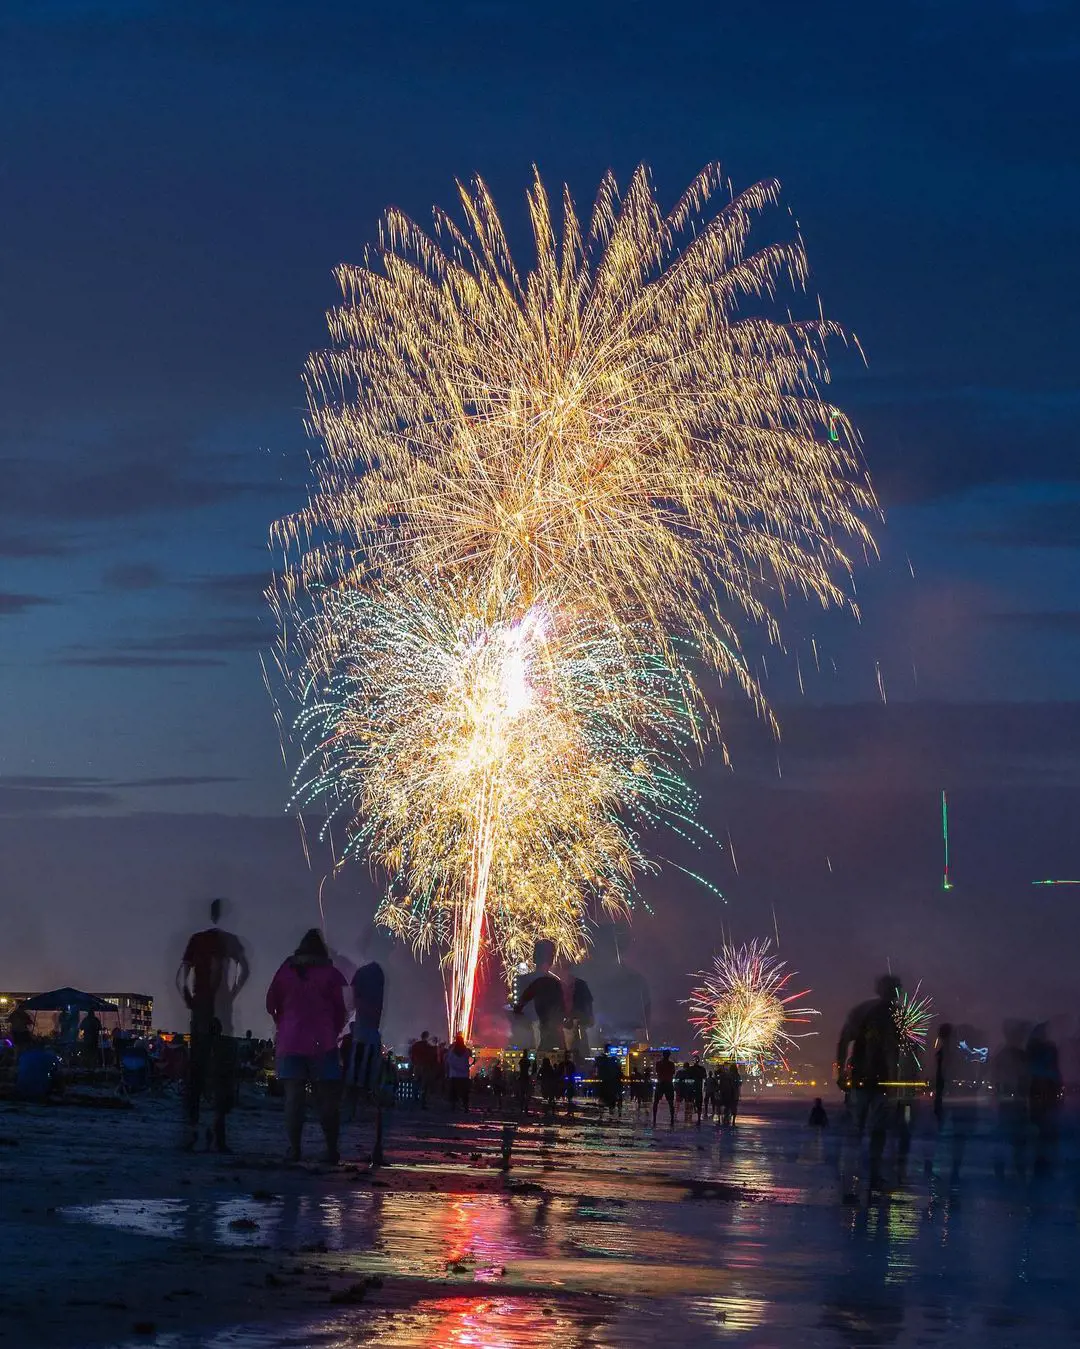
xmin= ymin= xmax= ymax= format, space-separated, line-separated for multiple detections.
xmin=894 ymin=982 xmax=934 ymax=1069
xmin=688 ymin=938 xmax=818 ymax=1069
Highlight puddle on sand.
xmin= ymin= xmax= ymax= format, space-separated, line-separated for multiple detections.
xmin=71 ymin=1104 xmax=1080 ymax=1348
xmin=102 ymin=1292 xmax=759 ymax=1349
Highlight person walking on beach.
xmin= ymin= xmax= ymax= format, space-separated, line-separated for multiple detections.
xmin=177 ymin=898 xmax=250 ymax=1152
xmin=517 ymin=1050 xmax=533 ymax=1115
xmin=539 ymin=1056 xmax=559 ymax=1116
xmin=991 ymin=1019 xmax=1030 ymax=1178
xmin=266 ymin=928 xmax=348 ymax=1164
xmin=489 ymin=1061 xmax=506 ymax=1110
xmin=344 ymin=950 xmax=385 ymax=1119
xmin=410 ymin=1031 xmax=438 ymax=1108
xmin=687 ymin=1056 xmax=707 ymax=1126
xmin=595 ymin=1045 xmax=622 ymax=1123
xmin=446 ymin=1033 xmax=472 ymax=1111
xmin=653 ymin=1050 xmax=676 ymax=1127
xmin=836 ymin=974 xmax=904 ymax=1194
xmin=716 ymin=1062 xmax=738 ymax=1126
xmin=561 ymin=1051 xmax=577 ymax=1116
xmin=1027 ymin=1022 xmax=1063 ymax=1176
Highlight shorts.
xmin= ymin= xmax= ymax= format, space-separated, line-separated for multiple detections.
xmin=277 ymin=1050 xmax=341 ymax=1082
xmin=346 ymin=1027 xmax=383 ymax=1092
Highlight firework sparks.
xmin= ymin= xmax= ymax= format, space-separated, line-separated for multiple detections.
xmin=274 ymin=165 xmax=875 ymax=1038
xmin=287 ymin=579 xmax=701 ymax=1036
xmin=687 ymin=939 xmax=818 ymax=1069
xmin=893 ymin=983 xmax=934 ymax=1070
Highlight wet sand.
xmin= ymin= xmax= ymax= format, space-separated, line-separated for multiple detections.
xmin=2 ymin=1090 xmax=1078 ymax=1347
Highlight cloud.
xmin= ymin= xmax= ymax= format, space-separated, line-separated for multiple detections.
xmin=0 ymin=591 xmax=57 ymax=615
xmin=0 ymin=774 xmax=115 ymax=814
xmin=0 ymin=534 xmax=71 ymax=558
xmin=966 ymin=500 xmax=1080 ymax=549
xmin=102 ymin=562 xmax=167 ymax=590
xmin=985 ymin=611 xmax=1080 ymax=636
xmin=180 ymin=571 xmax=273 ymax=609
xmin=112 ymin=774 xmax=242 ymax=788
xmin=61 ymin=654 xmax=227 ymax=669
xmin=718 ymin=698 xmax=1080 ymax=792
xmin=0 ymin=454 xmax=254 ymax=524
xmin=61 ymin=617 xmax=270 ymax=667
xmin=120 ymin=619 xmax=269 ymax=654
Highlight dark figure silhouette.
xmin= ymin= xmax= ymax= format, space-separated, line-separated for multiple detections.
xmin=836 ymin=974 xmax=905 ymax=1194
xmin=808 ymin=1097 xmax=829 ymax=1128
xmin=652 ymin=1050 xmax=676 ymax=1126
xmin=177 ymin=898 xmax=250 ymax=1152
xmin=512 ymin=940 xmax=565 ymax=1054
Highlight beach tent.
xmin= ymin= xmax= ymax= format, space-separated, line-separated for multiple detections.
xmin=19 ymin=988 xmax=116 ymax=1014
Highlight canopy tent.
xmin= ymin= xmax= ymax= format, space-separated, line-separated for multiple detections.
xmin=18 ymin=988 xmax=117 ymax=1014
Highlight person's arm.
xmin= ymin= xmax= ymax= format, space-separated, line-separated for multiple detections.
xmin=176 ymin=941 xmax=195 ymax=1009
xmin=265 ymin=967 xmax=284 ymax=1023
xmin=229 ymin=936 xmax=251 ymax=998
xmin=513 ymin=978 xmax=545 ymax=1016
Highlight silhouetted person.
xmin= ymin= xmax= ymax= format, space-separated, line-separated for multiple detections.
xmin=517 ymin=1050 xmax=533 ymax=1114
xmin=177 ymin=897 xmax=250 ymax=1151
xmin=446 ymin=1033 xmax=472 ymax=1110
xmin=8 ymin=1003 xmax=32 ymax=1052
xmin=345 ymin=955 xmax=385 ymax=1116
xmin=79 ymin=1010 xmax=102 ymax=1067
xmin=653 ymin=1050 xmax=676 ymax=1126
xmin=266 ymin=928 xmax=347 ymax=1164
xmin=686 ymin=1056 xmax=707 ymax=1125
xmin=594 ymin=1045 xmax=622 ymax=1122
xmin=512 ymin=940 xmax=565 ymax=1054
xmin=934 ymin=1022 xmax=978 ymax=1184
xmin=1027 ymin=1022 xmax=1063 ymax=1176
xmin=560 ymin=1051 xmax=577 ymax=1115
xmin=410 ymin=1031 xmax=438 ymax=1108
xmin=563 ymin=967 xmax=595 ymax=1065
xmin=836 ymin=974 xmax=904 ymax=1194
xmin=718 ymin=1062 xmax=742 ymax=1126
xmin=991 ymin=1019 xmax=1030 ymax=1178
xmin=539 ymin=1056 xmax=559 ymax=1115
xmin=809 ymin=1098 xmax=829 ymax=1128
xmin=490 ymin=1061 xmax=506 ymax=1109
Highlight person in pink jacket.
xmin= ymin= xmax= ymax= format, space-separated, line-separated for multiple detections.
xmin=266 ymin=928 xmax=347 ymax=1163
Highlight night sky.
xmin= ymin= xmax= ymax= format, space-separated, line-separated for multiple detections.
xmin=3 ymin=1 xmax=1080 ymax=1054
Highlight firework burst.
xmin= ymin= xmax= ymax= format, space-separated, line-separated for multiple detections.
xmin=894 ymin=982 xmax=934 ymax=1071
xmin=688 ymin=939 xmax=818 ymax=1069
xmin=274 ymin=165 xmax=875 ymax=1038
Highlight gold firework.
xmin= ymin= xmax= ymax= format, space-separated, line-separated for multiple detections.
xmin=274 ymin=164 xmax=875 ymax=1038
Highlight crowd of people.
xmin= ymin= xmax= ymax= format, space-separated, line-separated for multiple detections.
xmin=3 ymin=905 xmax=1073 ymax=1199
xmin=835 ymin=974 xmax=1069 ymax=1197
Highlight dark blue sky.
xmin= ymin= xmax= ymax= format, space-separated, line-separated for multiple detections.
xmin=3 ymin=1 xmax=1079 ymax=1044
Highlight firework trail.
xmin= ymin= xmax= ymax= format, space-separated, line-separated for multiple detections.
xmin=274 ymin=165 xmax=875 ymax=1038
xmin=687 ymin=938 xmax=818 ymax=1069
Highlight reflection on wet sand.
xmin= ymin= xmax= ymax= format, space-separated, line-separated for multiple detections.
xmin=75 ymin=1099 xmax=1080 ymax=1348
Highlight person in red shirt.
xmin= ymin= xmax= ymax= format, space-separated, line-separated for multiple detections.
xmin=652 ymin=1049 xmax=677 ymax=1127
xmin=176 ymin=898 xmax=249 ymax=1152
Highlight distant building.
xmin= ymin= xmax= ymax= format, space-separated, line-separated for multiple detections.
xmin=96 ymin=993 xmax=154 ymax=1035
xmin=0 ymin=990 xmax=153 ymax=1035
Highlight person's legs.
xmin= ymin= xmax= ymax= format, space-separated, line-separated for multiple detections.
xmin=652 ymin=1085 xmax=660 ymax=1125
xmin=665 ymin=1084 xmax=675 ymax=1126
xmin=210 ymin=1036 xmax=238 ymax=1152
xmin=283 ymin=1074 xmax=307 ymax=1160
xmin=315 ymin=1080 xmax=341 ymax=1162
xmin=184 ymin=1032 xmax=210 ymax=1146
